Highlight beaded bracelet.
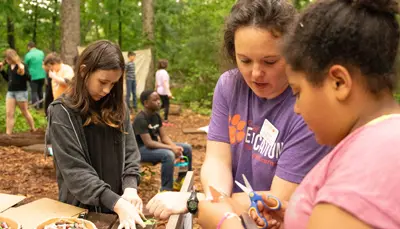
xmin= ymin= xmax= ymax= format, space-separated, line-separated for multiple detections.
xmin=216 ymin=212 xmax=241 ymax=229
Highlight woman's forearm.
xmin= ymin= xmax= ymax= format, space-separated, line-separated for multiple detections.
xmin=201 ymin=158 xmax=233 ymax=197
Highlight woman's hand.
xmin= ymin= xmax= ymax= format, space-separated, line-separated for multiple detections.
xmin=114 ymin=198 xmax=145 ymax=229
xmin=121 ymin=188 xmax=143 ymax=212
xmin=146 ymin=191 xmax=190 ymax=220
xmin=171 ymin=145 xmax=183 ymax=158
xmin=198 ymin=198 xmax=241 ymax=229
xmin=198 ymin=187 xmax=245 ymax=229
xmin=16 ymin=63 xmax=24 ymax=75
xmin=48 ymin=71 xmax=56 ymax=79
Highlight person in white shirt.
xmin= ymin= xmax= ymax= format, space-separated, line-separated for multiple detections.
xmin=155 ymin=59 xmax=173 ymax=126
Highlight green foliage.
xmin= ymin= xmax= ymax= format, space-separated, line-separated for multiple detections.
xmin=293 ymin=0 xmax=313 ymax=10
xmin=155 ymin=0 xmax=233 ymax=112
xmin=395 ymin=93 xmax=400 ymax=103
xmin=0 ymin=0 xmax=316 ymax=116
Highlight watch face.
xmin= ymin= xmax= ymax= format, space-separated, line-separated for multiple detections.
xmin=188 ymin=201 xmax=197 ymax=210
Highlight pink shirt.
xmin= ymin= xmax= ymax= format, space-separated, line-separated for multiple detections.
xmin=155 ymin=69 xmax=170 ymax=95
xmin=285 ymin=115 xmax=400 ymax=229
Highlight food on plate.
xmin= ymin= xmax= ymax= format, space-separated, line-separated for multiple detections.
xmin=0 ymin=222 xmax=10 ymax=229
xmin=43 ymin=219 xmax=89 ymax=229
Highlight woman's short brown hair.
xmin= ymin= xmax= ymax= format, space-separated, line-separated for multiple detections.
xmin=158 ymin=59 xmax=168 ymax=69
xmin=224 ymin=0 xmax=296 ymax=65
xmin=44 ymin=52 xmax=62 ymax=65
xmin=4 ymin=49 xmax=21 ymax=65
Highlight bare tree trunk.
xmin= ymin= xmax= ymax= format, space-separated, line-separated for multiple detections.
xmin=61 ymin=0 xmax=80 ymax=67
xmin=118 ymin=0 xmax=122 ymax=48
xmin=33 ymin=3 xmax=38 ymax=43
xmin=7 ymin=16 xmax=15 ymax=49
xmin=51 ymin=0 xmax=58 ymax=51
xmin=142 ymin=0 xmax=155 ymax=90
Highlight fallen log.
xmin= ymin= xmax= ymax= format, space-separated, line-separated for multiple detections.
xmin=0 ymin=130 xmax=45 ymax=147
xmin=169 ymin=104 xmax=181 ymax=116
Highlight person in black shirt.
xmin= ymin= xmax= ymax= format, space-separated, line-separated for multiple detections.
xmin=43 ymin=63 xmax=53 ymax=117
xmin=0 ymin=49 xmax=35 ymax=135
xmin=133 ymin=90 xmax=193 ymax=191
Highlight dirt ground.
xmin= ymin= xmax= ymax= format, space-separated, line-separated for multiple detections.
xmin=0 ymin=109 xmax=210 ymax=228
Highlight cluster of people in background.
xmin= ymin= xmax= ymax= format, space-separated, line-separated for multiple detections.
xmin=1 ymin=37 xmax=175 ymax=135
xmin=0 ymin=41 xmax=75 ymax=135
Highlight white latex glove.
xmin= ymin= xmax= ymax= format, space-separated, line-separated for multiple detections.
xmin=122 ymin=188 xmax=143 ymax=212
xmin=146 ymin=191 xmax=190 ymax=220
xmin=114 ymin=198 xmax=145 ymax=229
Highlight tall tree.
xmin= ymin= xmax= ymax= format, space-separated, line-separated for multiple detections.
xmin=7 ymin=16 xmax=15 ymax=49
xmin=32 ymin=1 xmax=39 ymax=43
xmin=142 ymin=0 xmax=155 ymax=90
xmin=51 ymin=0 xmax=58 ymax=51
xmin=2 ymin=0 xmax=17 ymax=49
xmin=61 ymin=0 xmax=80 ymax=66
xmin=118 ymin=0 xmax=122 ymax=48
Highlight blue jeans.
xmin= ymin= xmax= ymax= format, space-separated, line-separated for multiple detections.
xmin=139 ymin=143 xmax=193 ymax=191
xmin=126 ymin=79 xmax=137 ymax=109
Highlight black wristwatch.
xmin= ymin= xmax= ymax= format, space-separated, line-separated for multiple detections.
xmin=186 ymin=190 xmax=199 ymax=214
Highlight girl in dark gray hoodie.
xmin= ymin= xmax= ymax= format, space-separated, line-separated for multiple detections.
xmin=46 ymin=40 xmax=145 ymax=229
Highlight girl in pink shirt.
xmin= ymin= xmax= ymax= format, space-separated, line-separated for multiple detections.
xmin=197 ymin=0 xmax=400 ymax=229
xmin=279 ymin=0 xmax=400 ymax=228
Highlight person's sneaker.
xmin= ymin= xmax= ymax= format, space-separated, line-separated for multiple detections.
xmin=163 ymin=121 xmax=174 ymax=127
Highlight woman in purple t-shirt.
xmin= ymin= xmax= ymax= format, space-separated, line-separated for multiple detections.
xmin=146 ymin=0 xmax=330 ymax=225
xmin=199 ymin=0 xmax=400 ymax=229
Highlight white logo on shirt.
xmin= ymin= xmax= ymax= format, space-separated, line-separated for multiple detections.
xmin=245 ymin=126 xmax=283 ymax=159
xmin=148 ymin=124 xmax=159 ymax=130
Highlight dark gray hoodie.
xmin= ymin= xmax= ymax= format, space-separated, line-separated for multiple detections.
xmin=46 ymin=99 xmax=141 ymax=212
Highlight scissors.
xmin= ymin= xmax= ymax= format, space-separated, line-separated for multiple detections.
xmin=235 ymin=174 xmax=281 ymax=229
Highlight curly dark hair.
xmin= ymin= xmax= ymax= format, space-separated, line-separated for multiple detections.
xmin=283 ymin=0 xmax=400 ymax=94
xmin=223 ymin=0 xmax=297 ymax=65
xmin=140 ymin=90 xmax=156 ymax=105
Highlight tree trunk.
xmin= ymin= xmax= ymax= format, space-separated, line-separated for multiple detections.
xmin=142 ymin=0 xmax=155 ymax=90
xmin=61 ymin=0 xmax=80 ymax=67
xmin=51 ymin=0 xmax=58 ymax=51
xmin=33 ymin=3 xmax=38 ymax=43
xmin=7 ymin=16 xmax=15 ymax=49
xmin=118 ymin=0 xmax=122 ymax=48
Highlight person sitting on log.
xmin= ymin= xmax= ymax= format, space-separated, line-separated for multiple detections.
xmin=133 ymin=90 xmax=193 ymax=191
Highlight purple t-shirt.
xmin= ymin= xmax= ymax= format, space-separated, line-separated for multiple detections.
xmin=208 ymin=69 xmax=331 ymax=193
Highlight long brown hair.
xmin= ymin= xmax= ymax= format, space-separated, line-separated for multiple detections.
xmin=63 ymin=40 xmax=126 ymax=130
xmin=4 ymin=49 xmax=21 ymax=65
